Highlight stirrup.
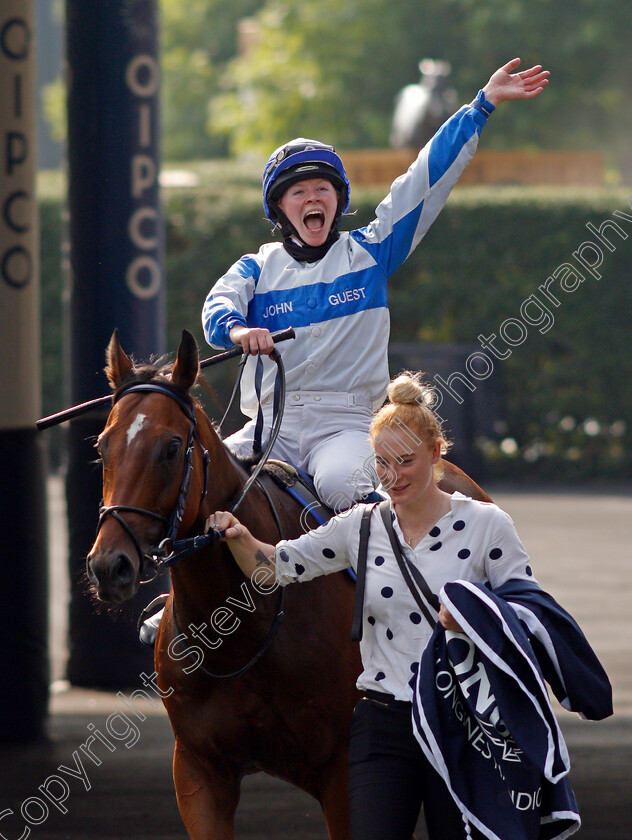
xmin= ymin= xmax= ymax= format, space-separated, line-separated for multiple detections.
xmin=137 ymin=593 xmax=169 ymax=648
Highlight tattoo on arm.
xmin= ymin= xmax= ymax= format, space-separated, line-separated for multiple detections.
xmin=255 ymin=549 xmax=273 ymax=568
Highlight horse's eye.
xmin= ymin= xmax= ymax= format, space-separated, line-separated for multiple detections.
xmin=164 ymin=438 xmax=182 ymax=460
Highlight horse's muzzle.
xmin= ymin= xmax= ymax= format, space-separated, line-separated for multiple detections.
xmin=86 ymin=550 xmax=138 ymax=603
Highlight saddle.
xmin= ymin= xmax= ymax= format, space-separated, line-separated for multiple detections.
xmin=262 ymin=459 xmax=336 ymax=527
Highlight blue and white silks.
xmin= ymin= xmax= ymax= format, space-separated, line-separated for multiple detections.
xmin=412 ymin=579 xmax=612 ymax=840
xmin=202 ymin=100 xmax=490 ymax=419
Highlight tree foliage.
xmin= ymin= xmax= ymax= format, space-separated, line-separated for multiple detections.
xmin=160 ymin=0 xmax=263 ymax=159
xmin=208 ymin=0 xmax=440 ymax=154
xmin=45 ymin=0 xmax=632 ymax=172
xmin=198 ymin=0 xmax=632 ymax=176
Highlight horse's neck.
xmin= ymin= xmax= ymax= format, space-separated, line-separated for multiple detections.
xmin=170 ymin=412 xmax=282 ymax=623
xmin=199 ymin=415 xmax=244 ymax=513
xmin=196 ymin=411 xmax=285 ymax=542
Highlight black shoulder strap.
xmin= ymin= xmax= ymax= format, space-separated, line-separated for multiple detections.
xmin=378 ymin=500 xmax=440 ymax=628
xmin=351 ymin=503 xmax=379 ymax=642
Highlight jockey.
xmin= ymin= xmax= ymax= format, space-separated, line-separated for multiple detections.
xmin=202 ymin=59 xmax=549 ymax=512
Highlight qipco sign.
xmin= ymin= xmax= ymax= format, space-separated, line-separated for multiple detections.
xmin=124 ymin=52 xmax=162 ymax=302
xmin=66 ymin=1 xmax=164 ymax=402
xmin=0 ymin=12 xmax=36 ymax=293
xmin=0 ymin=5 xmax=41 ymax=430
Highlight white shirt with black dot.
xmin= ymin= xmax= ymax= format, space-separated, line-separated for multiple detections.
xmin=275 ymin=492 xmax=536 ymax=702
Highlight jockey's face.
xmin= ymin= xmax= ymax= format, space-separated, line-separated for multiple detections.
xmin=277 ymin=178 xmax=339 ymax=247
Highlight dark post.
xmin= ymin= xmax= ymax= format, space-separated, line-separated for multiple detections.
xmin=0 ymin=1 xmax=49 ymax=740
xmin=65 ymin=0 xmax=166 ymax=687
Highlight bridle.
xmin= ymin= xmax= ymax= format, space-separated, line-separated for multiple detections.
xmin=95 ymin=380 xmax=210 ymax=583
xmin=39 ymin=329 xmax=295 ymax=681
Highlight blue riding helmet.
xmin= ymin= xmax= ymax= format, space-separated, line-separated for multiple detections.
xmin=262 ymin=138 xmax=351 ymax=224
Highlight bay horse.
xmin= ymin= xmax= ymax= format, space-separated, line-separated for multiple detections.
xmin=86 ymin=328 xmax=491 ymax=840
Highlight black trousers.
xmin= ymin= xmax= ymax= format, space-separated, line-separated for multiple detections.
xmin=348 ymin=692 xmax=483 ymax=840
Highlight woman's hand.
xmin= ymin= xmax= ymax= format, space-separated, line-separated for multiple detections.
xmin=438 ymin=604 xmax=464 ymax=633
xmin=205 ymin=510 xmax=249 ymax=542
xmin=483 ymin=58 xmax=549 ymax=106
xmin=229 ymin=325 xmax=275 ymax=356
xmin=205 ymin=511 xmax=277 ymax=579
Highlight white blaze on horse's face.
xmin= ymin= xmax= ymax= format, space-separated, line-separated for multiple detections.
xmin=126 ymin=412 xmax=147 ymax=447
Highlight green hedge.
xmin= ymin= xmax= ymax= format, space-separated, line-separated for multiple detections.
xmin=39 ymin=165 xmax=632 ymax=480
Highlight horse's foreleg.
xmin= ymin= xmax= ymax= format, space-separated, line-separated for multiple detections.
xmin=173 ymin=739 xmax=240 ymax=840
xmin=317 ymin=749 xmax=352 ymax=840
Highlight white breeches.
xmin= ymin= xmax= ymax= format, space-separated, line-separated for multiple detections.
xmin=225 ymin=391 xmax=378 ymax=510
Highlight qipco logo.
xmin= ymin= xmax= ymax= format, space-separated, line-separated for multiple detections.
xmin=1 ymin=15 xmax=34 ymax=290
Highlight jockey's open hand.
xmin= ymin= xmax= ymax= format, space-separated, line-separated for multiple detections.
xmin=483 ymin=58 xmax=549 ymax=106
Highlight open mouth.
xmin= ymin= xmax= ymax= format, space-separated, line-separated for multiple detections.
xmin=303 ymin=210 xmax=325 ymax=232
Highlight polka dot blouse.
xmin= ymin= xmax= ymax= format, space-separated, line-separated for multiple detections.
xmin=275 ymin=492 xmax=536 ymax=702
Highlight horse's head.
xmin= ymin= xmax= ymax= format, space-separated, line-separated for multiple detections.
xmin=86 ymin=328 xmax=208 ymax=602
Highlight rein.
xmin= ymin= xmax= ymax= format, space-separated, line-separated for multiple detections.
xmin=36 ymin=326 xmax=295 ymax=430
xmin=156 ymin=351 xmax=288 ymax=680
xmin=153 ymin=347 xmax=287 ymax=569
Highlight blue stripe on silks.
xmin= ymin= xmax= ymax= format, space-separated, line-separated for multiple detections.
xmin=247 ymin=267 xmax=388 ymax=332
xmin=234 ymin=255 xmax=262 ymax=284
xmin=352 ymin=201 xmax=425 ymax=275
xmin=428 ymin=108 xmax=483 ymax=188
xmin=203 ymin=302 xmax=247 ymax=348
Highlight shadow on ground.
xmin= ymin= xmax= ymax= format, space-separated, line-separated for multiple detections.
xmin=0 ymin=690 xmax=629 ymax=840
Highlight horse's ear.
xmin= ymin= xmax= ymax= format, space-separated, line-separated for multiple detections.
xmin=105 ymin=329 xmax=134 ymax=390
xmin=171 ymin=329 xmax=199 ymax=391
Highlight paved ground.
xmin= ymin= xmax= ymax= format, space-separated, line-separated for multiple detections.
xmin=0 ymin=478 xmax=630 ymax=839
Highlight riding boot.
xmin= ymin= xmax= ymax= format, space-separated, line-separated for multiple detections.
xmin=137 ymin=593 xmax=170 ymax=647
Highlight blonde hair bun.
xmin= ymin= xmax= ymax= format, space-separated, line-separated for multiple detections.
xmin=370 ymin=370 xmax=450 ymax=467
xmin=387 ymin=371 xmax=430 ymax=406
